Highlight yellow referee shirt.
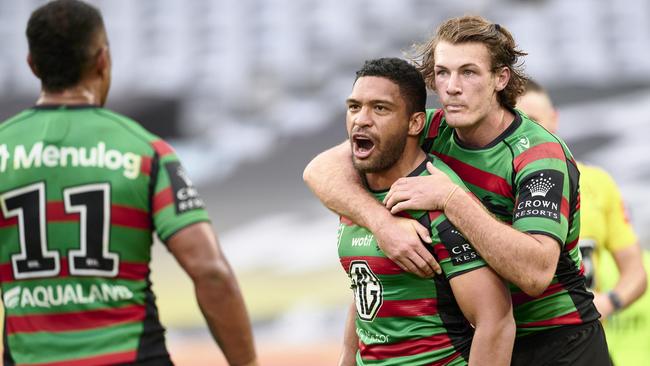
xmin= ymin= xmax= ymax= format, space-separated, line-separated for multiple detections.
xmin=577 ymin=162 xmax=638 ymax=292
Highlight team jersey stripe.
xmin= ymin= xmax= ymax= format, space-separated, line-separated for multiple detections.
xmin=43 ymin=202 xmax=149 ymax=230
xmin=17 ymin=350 xmax=137 ymax=366
xmin=151 ymin=140 xmax=175 ymax=156
xmin=432 ymin=152 xmax=514 ymax=199
xmin=6 ymin=304 xmax=145 ymax=334
xmin=513 ymin=142 xmax=566 ymax=173
xmin=376 ymin=298 xmax=438 ymax=318
xmin=428 ymin=211 xmax=442 ymax=222
xmin=360 ymin=332 xmax=454 ymax=360
xmin=517 ymin=310 xmax=583 ymax=328
xmin=511 ymin=282 xmax=566 ymax=307
xmin=565 ymin=238 xmax=579 ymax=251
xmin=153 ymin=187 xmax=173 ymax=214
xmin=426 ymin=109 xmax=444 ymax=139
xmin=0 ymin=258 xmax=148 ymax=283
xmin=432 ymin=243 xmax=450 ymax=260
xmin=340 ymin=256 xmax=402 ymax=275
xmin=112 ymin=205 xmax=150 ymax=230
xmin=140 ymin=155 xmax=153 ymax=176
xmin=0 ymin=213 xmax=18 ymax=228
xmin=560 ymin=196 xmax=570 ymax=220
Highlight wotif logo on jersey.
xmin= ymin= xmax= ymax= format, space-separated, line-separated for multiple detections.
xmin=3 ymin=283 xmax=134 ymax=310
xmin=351 ymin=234 xmax=374 ymax=247
xmin=0 ymin=142 xmax=141 ymax=179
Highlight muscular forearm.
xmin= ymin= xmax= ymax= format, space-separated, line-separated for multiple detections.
xmin=444 ymin=190 xmax=558 ymax=296
xmin=195 ymin=264 xmax=257 ymax=366
xmin=469 ymin=316 xmax=515 ymax=366
xmin=303 ymin=142 xmax=389 ymax=229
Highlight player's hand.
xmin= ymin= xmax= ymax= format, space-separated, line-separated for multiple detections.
xmin=593 ymin=291 xmax=615 ymax=319
xmin=384 ymin=162 xmax=456 ymax=214
xmin=373 ymin=215 xmax=441 ymax=277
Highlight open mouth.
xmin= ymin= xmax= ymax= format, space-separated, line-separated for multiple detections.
xmin=352 ymin=134 xmax=375 ymax=159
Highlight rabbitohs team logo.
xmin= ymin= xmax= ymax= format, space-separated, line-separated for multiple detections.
xmin=349 ymin=260 xmax=383 ymax=321
xmin=514 ymin=170 xmax=564 ymax=223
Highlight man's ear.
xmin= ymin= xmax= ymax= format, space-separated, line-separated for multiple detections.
xmin=408 ymin=111 xmax=426 ymax=136
xmin=495 ymin=66 xmax=511 ymax=92
xmin=95 ymin=46 xmax=110 ymax=78
xmin=27 ymin=53 xmax=40 ymax=78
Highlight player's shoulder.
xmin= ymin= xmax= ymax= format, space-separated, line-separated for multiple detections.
xmin=509 ymin=110 xmax=575 ymax=162
xmin=0 ymin=109 xmax=38 ymax=134
xmin=424 ymin=108 xmax=448 ymax=137
xmin=93 ymin=108 xmax=175 ymax=155
xmin=426 ymin=154 xmax=466 ymax=186
xmin=93 ymin=108 xmax=156 ymax=141
xmin=511 ymin=109 xmax=560 ymax=144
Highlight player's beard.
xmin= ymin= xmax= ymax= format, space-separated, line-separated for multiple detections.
xmin=353 ymin=129 xmax=408 ymax=174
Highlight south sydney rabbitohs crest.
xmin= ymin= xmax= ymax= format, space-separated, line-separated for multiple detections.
xmin=349 ymin=260 xmax=383 ymax=321
xmin=514 ymin=170 xmax=563 ymax=223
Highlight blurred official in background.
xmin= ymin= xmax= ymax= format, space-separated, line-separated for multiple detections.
xmin=517 ymin=79 xmax=648 ymax=365
xmin=0 ymin=1 xmax=257 ymax=365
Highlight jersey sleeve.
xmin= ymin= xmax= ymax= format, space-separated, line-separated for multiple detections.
xmin=511 ymin=141 xmax=574 ymax=246
xmin=425 ymin=156 xmax=487 ymax=278
xmin=431 ymin=215 xmax=487 ymax=280
xmin=149 ymin=140 xmax=211 ymax=242
xmin=600 ymin=170 xmax=638 ymax=252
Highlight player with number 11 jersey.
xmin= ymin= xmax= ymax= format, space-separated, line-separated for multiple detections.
xmin=0 ymin=105 xmax=210 ymax=365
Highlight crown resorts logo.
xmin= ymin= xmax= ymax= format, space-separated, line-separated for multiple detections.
xmin=514 ymin=170 xmax=563 ymax=223
xmin=525 ymin=173 xmax=555 ymax=198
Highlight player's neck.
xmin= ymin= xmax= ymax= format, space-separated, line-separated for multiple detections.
xmin=36 ymin=83 xmax=101 ymax=107
xmin=455 ymin=105 xmax=514 ymax=148
xmin=365 ymin=142 xmax=426 ymax=191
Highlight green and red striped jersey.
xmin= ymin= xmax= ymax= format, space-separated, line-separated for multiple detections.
xmin=339 ymin=156 xmax=486 ymax=366
xmin=420 ymin=108 xmax=599 ymax=337
xmin=0 ymin=105 xmax=210 ymax=365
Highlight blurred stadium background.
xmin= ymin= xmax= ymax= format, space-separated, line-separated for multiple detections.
xmin=1 ymin=0 xmax=649 ymax=364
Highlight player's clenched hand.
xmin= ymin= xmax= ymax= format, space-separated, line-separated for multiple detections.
xmin=373 ymin=215 xmax=441 ymax=277
xmin=384 ymin=162 xmax=455 ymax=214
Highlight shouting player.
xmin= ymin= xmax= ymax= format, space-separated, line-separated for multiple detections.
xmin=0 ymin=1 xmax=257 ymax=365
xmin=305 ymin=16 xmax=610 ymax=365
xmin=336 ymin=57 xmax=514 ymax=366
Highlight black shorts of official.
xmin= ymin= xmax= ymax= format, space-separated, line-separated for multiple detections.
xmin=511 ymin=321 xmax=611 ymax=366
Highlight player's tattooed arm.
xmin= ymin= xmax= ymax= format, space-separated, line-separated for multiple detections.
xmin=303 ymin=141 xmax=440 ymax=277
xmin=451 ymin=267 xmax=515 ymax=366
xmin=168 ymin=222 xmax=258 ymax=366
xmin=338 ymin=302 xmax=359 ymax=366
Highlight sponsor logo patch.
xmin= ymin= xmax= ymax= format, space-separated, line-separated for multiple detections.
xmin=164 ymin=161 xmax=205 ymax=214
xmin=514 ymin=170 xmax=563 ymax=223
xmin=437 ymin=220 xmax=481 ymax=266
